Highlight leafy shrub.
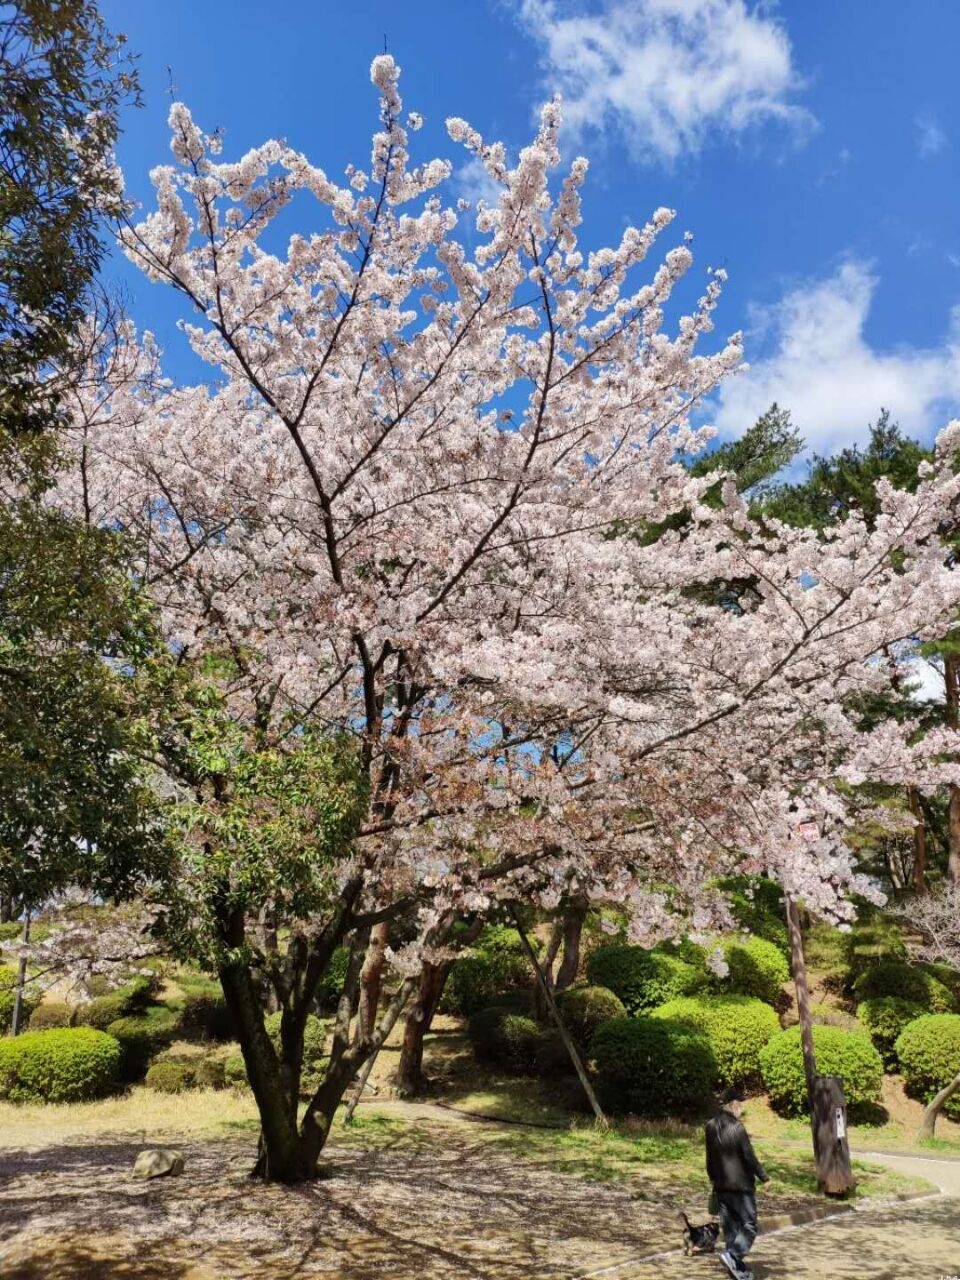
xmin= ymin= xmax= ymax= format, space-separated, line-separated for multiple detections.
xmin=446 ymin=927 xmax=531 ymax=1018
xmin=27 ymin=1002 xmax=74 ymax=1031
xmin=0 ymin=921 xmax=23 ymax=943
xmin=0 ymin=1028 xmax=121 ymax=1103
xmin=224 ymin=1051 xmax=248 ymax=1089
xmin=895 ymin=1014 xmax=960 ymax=1121
xmin=585 ymin=946 xmax=705 ymax=1015
xmin=467 ymin=1007 xmax=540 ymax=1074
xmin=712 ymin=876 xmax=789 ymax=955
xmin=74 ymin=974 xmax=161 ymax=1032
xmin=194 ymin=1056 xmax=226 ymax=1090
xmin=853 ymin=962 xmax=955 ymax=1013
xmin=759 ymin=1025 xmax=883 ymax=1116
xmin=556 ymin=985 xmax=626 ymax=1052
xmin=106 ymin=1008 xmax=180 ymax=1082
xmin=534 ymin=1027 xmax=575 ymax=1076
xmin=721 ymin=937 xmax=790 ymax=1006
xmin=808 ymin=1001 xmax=863 ymax=1033
xmin=0 ymin=964 xmax=39 ymax=1032
xmin=651 ymin=995 xmax=780 ymax=1087
xmin=843 ymin=914 xmax=907 ymax=981
xmin=918 ymin=962 xmax=960 ymax=1004
xmin=265 ymin=1011 xmax=331 ymax=1095
xmin=179 ymin=991 xmax=234 ymax=1041
xmin=145 ymin=1058 xmax=196 ymax=1093
xmin=315 ymin=947 xmax=350 ymax=1012
xmin=592 ymin=1016 xmax=716 ymax=1116
xmin=858 ymin=997 xmax=925 ymax=1071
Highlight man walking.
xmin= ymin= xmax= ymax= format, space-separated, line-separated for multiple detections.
xmin=705 ymin=1085 xmax=769 ymax=1280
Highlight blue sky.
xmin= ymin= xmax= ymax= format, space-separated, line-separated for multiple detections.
xmin=100 ymin=0 xmax=960 ymax=457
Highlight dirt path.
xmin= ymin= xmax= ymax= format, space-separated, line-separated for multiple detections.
xmin=589 ymin=1149 xmax=960 ymax=1280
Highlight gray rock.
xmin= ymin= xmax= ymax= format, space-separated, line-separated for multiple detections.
xmin=132 ymin=1148 xmax=185 ymax=1180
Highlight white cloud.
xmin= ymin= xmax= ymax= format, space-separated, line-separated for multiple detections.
xmin=512 ymin=0 xmax=813 ymax=162
xmin=456 ymin=156 xmax=503 ymax=209
xmin=713 ymin=260 xmax=960 ymax=453
xmin=916 ymin=112 xmax=947 ymax=158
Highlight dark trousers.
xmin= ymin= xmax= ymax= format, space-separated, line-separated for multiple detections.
xmin=716 ymin=1189 xmax=758 ymax=1262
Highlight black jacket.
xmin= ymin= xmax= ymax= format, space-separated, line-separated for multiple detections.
xmin=705 ymin=1112 xmax=768 ymax=1193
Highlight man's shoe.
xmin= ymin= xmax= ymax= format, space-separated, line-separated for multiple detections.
xmin=719 ymin=1252 xmax=740 ymax=1279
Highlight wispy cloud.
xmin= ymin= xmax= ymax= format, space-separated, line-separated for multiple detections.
xmin=510 ymin=0 xmax=814 ymax=163
xmin=916 ymin=112 xmax=947 ymax=158
xmin=713 ymin=260 xmax=960 ymax=453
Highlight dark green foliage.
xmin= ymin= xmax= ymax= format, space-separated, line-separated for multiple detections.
xmin=858 ymin=997 xmax=925 ymax=1071
xmin=145 ymin=1057 xmax=195 ymax=1094
xmin=467 ymin=1007 xmax=540 ymax=1075
xmin=895 ymin=1014 xmax=960 ymax=1121
xmin=179 ymin=991 xmax=235 ymax=1042
xmin=555 ymin=985 xmax=626 ymax=1053
xmin=0 ymin=962 xmax=38 ymax=1031
xmin=533 ymin=1027 xmax=576 ymax=1076
xmin=712 ymin=876 xmax=789 ymax=955
xmin=651 ymin=995 xmax=780 ymax=1087
xmin=0 ymin=921 xmax=22 ymax=942
xmin=315 ymin=947 xmax=349 ymax=1012
xmin=918 ymin=962 xmax=960 ymax=1004
xmin=26 ymin=1001 xmax=73 ymax=1031
xmin=759 ymin=1026 xmax=883 ymax=1116
xmin=223 ymin=1051 xmax=248 ymax=1089
xmin=585 ymin=945 xmax=705 ymax=1015
xmin=74 ymin=975 xmax=157 ymax=1031
xmin=446 ymin=927 xmax=531 ymax=1018
xmin=853 ymin=962 xmax=955 ymax=1012
xmin=0 ymin=1027 xmax=120 ymax=1102
xmin=721 ymin=937 xmax=790 ymax=1006
xmin=592 ymin=1016 xmax=717 ymax=1116
xmin=264 ymin=1011 xmax=330 ymax=1095
xmin=105 ymin=1008 xmax=180 ymax=1082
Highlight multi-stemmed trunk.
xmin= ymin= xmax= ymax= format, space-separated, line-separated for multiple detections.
xmin=395 ymin=961 xmax=450 ymax=1097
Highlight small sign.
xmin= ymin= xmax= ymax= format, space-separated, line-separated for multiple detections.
xmin=836 ymin=1107 xmax=846 ymax=1140
xmin=797 ymin=822 xmax=820 ymax=842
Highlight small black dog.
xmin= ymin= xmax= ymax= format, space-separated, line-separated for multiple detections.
xmin=679 ymin=1211 xmax=721 ymax=1255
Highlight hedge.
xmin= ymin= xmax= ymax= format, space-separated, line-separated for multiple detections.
xmin=652 ymin=995 xmax=780 ymax=1087
xmin=895 ymin=1014 xmax=960 ymax=1122
xmin=179 ymin=991 xmax=235 ymax=1042
xmin=145 ymin=1057 xmax=196 ymax=1093
xmin=106 ymin=1008 xmax=181 ymax=1082
xmin=585 ymin=946 xmax=705 ymax=1016
xmin=857 ymin=997 xmax=925 ymax=1071
xmin=555 ymin=985 xmax=626 ymax=1053
xmin=446 ymin=927 xmax=531 ymax=1018
xmin=27 ymin=1002 xmax=74 ymax=1031
xmin=73 ymin=974 xmax=160 ymax=1031
xmin=759 ymin=1025 xmax=883 ymax=1116
xmin=0 ymin=1028 xmax=121 ymax=1103
xmin=592 ymin=1016 xmax=716 ymax=1116
xmin=721 ymin=937 xmax=790 ymax=1006
xmin=853 ymin=962 xmax=955 ymax=1013
xmin=467 ymin=1007 xmax=539 ymax=1074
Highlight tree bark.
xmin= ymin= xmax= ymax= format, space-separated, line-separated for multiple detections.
xmin=908 ymin=787 xmax=928 ymax=895
xmin=10 ymin=912 xmax=30 ymax=1036
xmin=919 ymin=1071 xmax=960 ymax=1140
xmin=555 ymin=898 xmax=587 ymax=993
xmin=395 ymin=961 xmax=449 ymax=1097
xmin=357 ymin=921 xmax=389 ymax=1041
xmin=945 ymin=655 xmax=960 ymax=885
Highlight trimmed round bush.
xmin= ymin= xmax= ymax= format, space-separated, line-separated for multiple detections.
xmin=854 ymin=962 xmax=955 ymax=1013
xmin=858 ymin=997 xmax=925 ymax=1071
xmin=585 ymin=946 xmax=705 ymax=1016
xmin=808 ymin=1002 xmax=863 ymax=1033
xmin=759 ymin=1025 xmax=883 ymax=1116
xmin=446 ymin=927 xmax=531 ymax=1018
xmin=918 ymin=963 xmax=960 ymax=1004
xmin=556 ymin=985 xmax=626 ymax=1052
xmin=895 ymin=1013 xmax=960 ymax=1121
xmin=106 ymin=1009 xmax=180 ymax=1082
xmin=74 ymin=974 xmax=160 ymax=1032
xmin=652 ymin=995 xmax=780 ymax=1087
xmin=722 ymin=937 xmax=790 ymax=1006
xmin=0 ymin=1028 xmax=121 ymax=1103
xmin=179 ymin=991 xmax=235 ymax=1041
xmin=224 ymin=1051 xmax=248 ymax=1089
xmin=592 ymin=1016 xmax=716 ymax=1116
xmin=145 ymin=1057 xmax=198 ymax=1093
xmin=467 ymin=1006 xmax=539 ymax=1074
xmin=194 ymin=1056 xmax=226 ymax=1090
xmin=534 ymin=1027 xmax=575 ymax=1076
xmin=25 ymin=1001 xmax=73 ymax=1031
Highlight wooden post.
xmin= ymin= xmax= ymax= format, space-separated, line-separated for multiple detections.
xmin=785 ymin=895 xmax=854 ymax=1196
xmin=508 ymin=904 xmax=607 ymax=1127
xmin=10 ymin=911 xmax=30 ymax=1037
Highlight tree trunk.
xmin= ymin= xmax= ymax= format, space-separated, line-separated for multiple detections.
xmin=395 ymin=961 xmax=449 ymax=1097
xmin=218 ymin=960 xmax=306 ymax=1183
xmin=908 ymin=787 xmax=928 ymax=895
xmin=785 ymin=896 xmax=818 ymax=1108
xmin=555 ymin=899 xmax=587 ymax=993
xmin=0 ymin=895 xmax=13 ymax=924
xmin=919 ymin=1071 xmax=960 ymax=1140
xmin=10 ymin=912 xmax=30 ymax=1036
xmin=357 ymin=921 xmax=389 ymax=1040
xmin=945 ymin=655 xmax=960 ymax=885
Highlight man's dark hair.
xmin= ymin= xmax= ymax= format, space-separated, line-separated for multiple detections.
xmin=719 ymin=1085 xmax=746 ymax=1105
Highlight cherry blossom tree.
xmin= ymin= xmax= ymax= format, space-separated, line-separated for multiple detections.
xmin=53 ymin=57 xmax=960 ymax=1181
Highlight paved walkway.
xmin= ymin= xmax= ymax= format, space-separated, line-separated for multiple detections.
xmin=594 ymin=1150 xmax=960 ymax=1280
